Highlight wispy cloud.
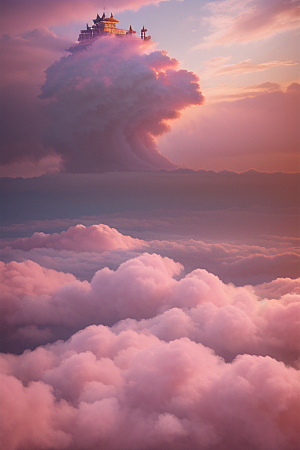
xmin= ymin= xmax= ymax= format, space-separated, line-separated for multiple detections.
xmin=194 ymin=0 xmax=300 ymax=49
xmin=246 ymin=81 xmax=282 ymax=91
xmin=201 ymin=56 xmax=298 ymax=80
xmin=214 ymin=59 xmax=298 ymax=77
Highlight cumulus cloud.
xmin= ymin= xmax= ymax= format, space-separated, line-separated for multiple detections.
xmin=1 ymin=220 xmax=299 ymax=286
xmin=5 ymin=223 xmax=144 ymax=252
xmin=38 ymin=36 xmax=202 ymax=172
xmin=195 ymin=0 xmax=300 ymax=49
xmin=1 ymin=326 xmax=300 ymax=449
xmin=255 ymin=277 xmax=300 ymax=300
xmin=1 ymin=253 xmax=300 ymax=368
xmin=1 ymin=242 xmax=300 ymax=449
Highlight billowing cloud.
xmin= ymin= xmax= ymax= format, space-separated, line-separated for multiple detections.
xmin=1 ymin=218 xmax=299 ymax=286
xmin=196 ymin=0 xmax=300 ymax=49
xmin=1 ymin=331 xmax=300 ymax=450
xmin=1 ymin=253 xmax=299 ymax=367
xmin=38 ymin=36 xmax=202 ymax=172
xmin=5 ymin=223 xmax=144 ymax=252
xmin=255 ymin=277 xmax=300 ymax=300
xmin=0 ymin=263 xmax=300 ymax=449
xmin=1 ymin=214 xmax=299 ymax=449
xmin=0 ymin=34 xmax=202 ymax=173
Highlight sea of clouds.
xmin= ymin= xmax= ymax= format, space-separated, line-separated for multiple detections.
xmin=1 ymin=222 xmax=300 ymax=450
xmin=0 ymin=5 xmax=299 ymax=447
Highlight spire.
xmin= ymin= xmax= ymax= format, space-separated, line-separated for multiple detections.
xmin=93 ymin=13 xmax=101 ymax=24
xmin=107 ymin=13 xmax=119 ymax=23
xmin=141 ymin=25 xmax=149 ymax=40
xmin=127 ymin=25 xmax=136 ymax=35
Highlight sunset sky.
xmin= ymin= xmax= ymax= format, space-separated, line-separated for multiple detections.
xmin=0 ymin=0 xmax=299 ymax=175
xmin=0 ymin=1 xmax=300 ymax=450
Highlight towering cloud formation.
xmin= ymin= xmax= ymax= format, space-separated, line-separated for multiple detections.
xmin=40 ymin=36 xmax=203 ymax=172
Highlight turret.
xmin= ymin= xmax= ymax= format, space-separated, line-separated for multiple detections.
xmin=141 ymin=26 xmax=151 ymax=41
xmin=141 ymin=26 xmax=147 ymax=39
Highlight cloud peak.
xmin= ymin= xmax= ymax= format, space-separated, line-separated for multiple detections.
xmin=40 ymin=36 xmax=203 ymax=172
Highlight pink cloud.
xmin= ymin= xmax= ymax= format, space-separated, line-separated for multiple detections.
xmin=1 ymin=34 xmax=202 ymax=173
xmin=1 ymin=218 xmax=299 ymax=286
xmin=1 ymin=254 xmax=299 ymax=367
xmin=0 ymin=260 xmax=76 ymax=298
xmin=39 ymin=36 xmax=202 ymax=172
xmin=255 ymin=277 xmax=300 ymax=300
xmin=6 ymin=223 xmax=144 ymax=252
xmin=1 ymin=326 xmax=300 ymax=450
xmin=196 ymin=0 xmax=300 ymax=49
xmin=1 ymin=247 xmax=300 ymax=449
xmin=220 ymin=252 xmax=300 ymax=283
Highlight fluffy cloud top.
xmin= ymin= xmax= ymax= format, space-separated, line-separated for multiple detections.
xmin=2 ymin=221 xmax=299 ymax=286
xmin=1 ymin=223 xmax=300 ymax=450
xmin=2 ymin=330 xmax=300 ymax=450
xmin=6 ymin=223 xmax=144 ymax=252
xmin=38 ymin=36 xmax=202 ymax=172
xmin=1 ymin=254 xmax=300 ymax=449
xmin=1 ymin=253 xmax=299 ymax=368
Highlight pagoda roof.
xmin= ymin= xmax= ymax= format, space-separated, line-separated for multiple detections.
xmin=128 ymin=25 xmax=136 ymax=33
xmin=93 ymin=14 xmax=101 ymax=24
xmin=105 ymin=13 xmax=119 ymax=23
